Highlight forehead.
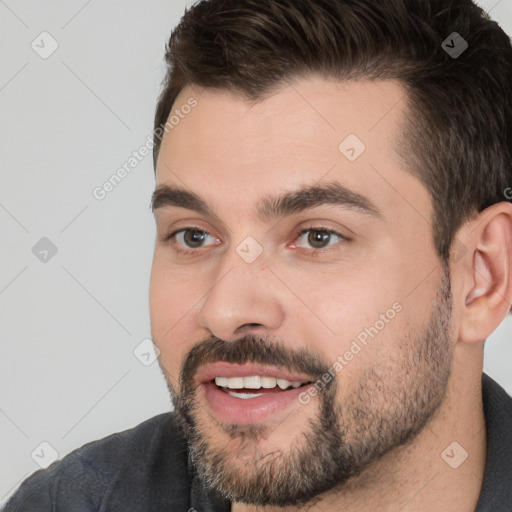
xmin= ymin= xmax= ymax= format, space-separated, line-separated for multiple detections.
xmin=158 ymin=77 xmax=404 ymax=164
xmin=155 ymin=77 xmax=431 ymax=227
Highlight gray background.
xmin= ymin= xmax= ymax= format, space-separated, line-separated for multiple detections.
xmin=1 ymin=0 xmax=511 ymax=505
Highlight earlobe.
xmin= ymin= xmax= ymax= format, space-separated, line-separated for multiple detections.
xmin=458 ymin=204 xmax=512 ymax=344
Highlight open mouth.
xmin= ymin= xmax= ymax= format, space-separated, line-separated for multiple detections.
xmin=213 ymin=375 xmax=312 ymax=399
xmin=196 ymin=362 xmax=316 ymax=424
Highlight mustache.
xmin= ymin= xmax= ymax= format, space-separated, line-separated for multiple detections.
xmin=179 ymin=334 xmax=333 ymax=392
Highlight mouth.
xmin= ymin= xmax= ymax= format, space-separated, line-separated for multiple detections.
xmin=195 ymin=362 xmax=315 ymax=425
xmin=214 ymin=375 xmax=310 ymax=398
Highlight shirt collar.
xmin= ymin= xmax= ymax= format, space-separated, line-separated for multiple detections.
xmin=475 ymin=372 xmax=512 ymax=510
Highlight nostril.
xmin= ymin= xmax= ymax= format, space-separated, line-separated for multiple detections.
xmin=235 ymin=323 xmax=265 ymax=334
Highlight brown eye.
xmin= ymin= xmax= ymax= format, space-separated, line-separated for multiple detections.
xmin=183 ymin=229 xmax=209 ymax=248
xmin=296 ymin=229 xmax=344 ymax=250
xmin=170 ymin=229 xmax=218 ymax=250
xmin=308 ymin=230 xmax=331 ymax=248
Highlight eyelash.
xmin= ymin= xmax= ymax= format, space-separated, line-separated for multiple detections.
xmin=162 ymin=226 xmax=347 ymax=255
xmin=162 ymin=228 xmax=218 ymax=256
xmin=295 ymin=226 xmax=346 ymax=252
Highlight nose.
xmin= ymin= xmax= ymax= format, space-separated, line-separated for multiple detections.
xmin=197 ymin=247 xmax=286 ymax=341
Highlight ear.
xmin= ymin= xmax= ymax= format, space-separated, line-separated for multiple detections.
xmin=457 ymin=202 xmax=512 ymax=343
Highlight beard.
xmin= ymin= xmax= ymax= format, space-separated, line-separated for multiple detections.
xmin=161 ymin=266 xmax=453 ymax=507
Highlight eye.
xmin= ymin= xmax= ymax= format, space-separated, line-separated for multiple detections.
xmin=167 ymin=228 xmax=219 ymax=251
xmin=295 ymin=228 xmax=345 ymax=250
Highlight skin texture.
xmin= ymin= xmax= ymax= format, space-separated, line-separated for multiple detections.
xmin=149 ymin=77 xmax=512 ymax=511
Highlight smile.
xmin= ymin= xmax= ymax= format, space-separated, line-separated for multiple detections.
xmin=195 ymin=363 xmax=316 ymax=424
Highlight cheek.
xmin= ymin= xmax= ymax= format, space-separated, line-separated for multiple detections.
xmin=149 ymin=257 xmax=202 ymax=378
xmin=149 ymin=251 xmax=202 ymax=329
xmin=292 ymin=263 xmax=420 ymax=369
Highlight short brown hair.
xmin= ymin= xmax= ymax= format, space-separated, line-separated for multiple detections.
xmin=153 ymin=0 xmax=512 ymax=260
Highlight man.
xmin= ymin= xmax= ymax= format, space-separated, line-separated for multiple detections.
xmin=5 ymin=0 xmax=512 ymax=510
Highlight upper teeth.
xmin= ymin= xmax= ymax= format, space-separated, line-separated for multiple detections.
xmin=215 ymin=376 xmax=303 ymax=389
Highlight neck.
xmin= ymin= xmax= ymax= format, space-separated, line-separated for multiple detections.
xmin=232 ymin=355 xmax=486 ymax=512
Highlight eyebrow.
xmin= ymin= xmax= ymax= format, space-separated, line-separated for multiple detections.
xmin=151 ymin=182 xmax=381 ymax=221
xmin=151 ymin=185 xmax=218 ymax=218
xmin=258 ymin=182 xmax=381 ymax=221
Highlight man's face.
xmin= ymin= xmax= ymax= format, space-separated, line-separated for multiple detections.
xmin=149 ymin=77 xmax=455 ymax=506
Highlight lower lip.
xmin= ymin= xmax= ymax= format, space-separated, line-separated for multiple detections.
xmin=201 ymin=381 xmax=313 ymax=424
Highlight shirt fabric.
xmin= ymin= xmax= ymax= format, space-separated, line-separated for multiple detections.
xmin=4 ymin=373 xmax=512 ymax=511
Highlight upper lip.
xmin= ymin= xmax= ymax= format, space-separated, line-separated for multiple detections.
xmin=195 ymin=362 xmax=314 ymax=385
